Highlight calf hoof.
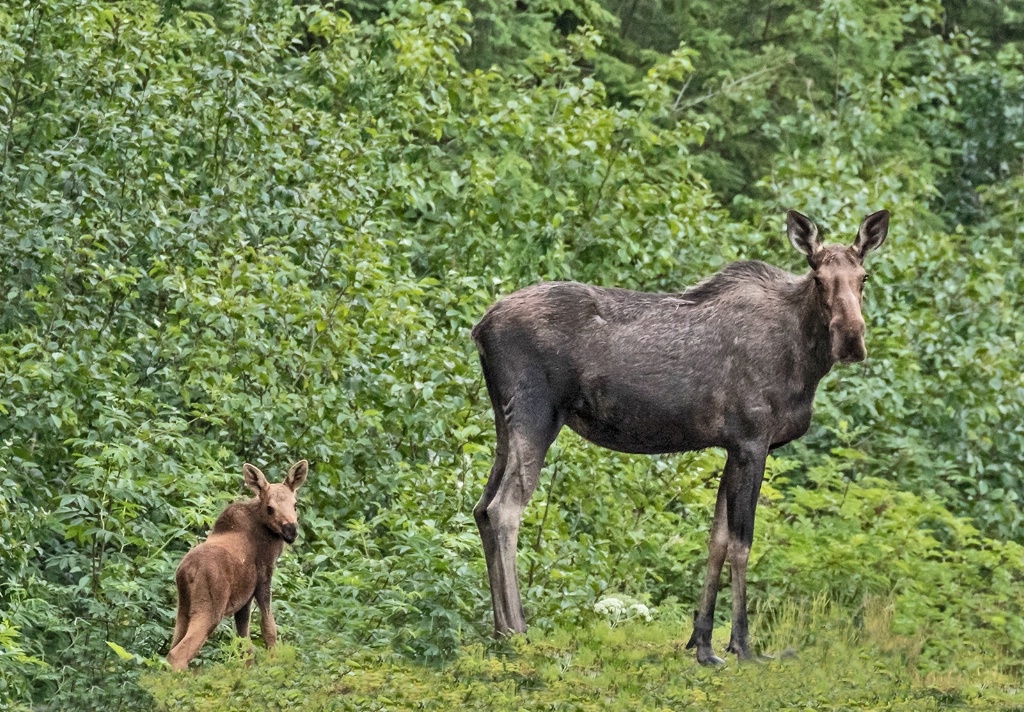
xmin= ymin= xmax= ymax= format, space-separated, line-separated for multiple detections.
xmin=166 ymin=656 xmax=188 ymax=672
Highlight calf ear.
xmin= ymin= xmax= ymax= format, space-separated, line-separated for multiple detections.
xmin=787 ymin=210 xmax=822 ymax=266
xmin=243 ymin=463 xmax=269 ymax=494
xmin=853 ymin=210 xmax=889 ymax=260
xmin=285 ymin=460 xmax=309 ymax=492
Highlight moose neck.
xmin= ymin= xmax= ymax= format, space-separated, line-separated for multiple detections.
xmin=791 ymin=272 xmax=836 ymax=383
xmin=211 ymin=499 xmax=286 ymax=552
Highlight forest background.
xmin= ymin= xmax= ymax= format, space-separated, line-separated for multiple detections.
xmin=1 ymin=0 xmax=1024 ymax=709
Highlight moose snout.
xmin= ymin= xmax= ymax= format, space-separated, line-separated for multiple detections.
xmin=281 ymin=522 xmax=298 ymax=543
xmin=830 ymin=319 xmax=866 ymax=363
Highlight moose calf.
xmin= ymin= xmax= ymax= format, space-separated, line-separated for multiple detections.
xmin=167 ymin=459 xmax=309 ymax=671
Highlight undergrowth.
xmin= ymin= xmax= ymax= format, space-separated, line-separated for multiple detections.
xmin=144 ymin=599 xmax=1024 ymax=711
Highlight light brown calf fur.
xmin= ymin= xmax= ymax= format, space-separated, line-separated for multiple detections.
xmin=167 ymin=459 xmax=309 ymax=671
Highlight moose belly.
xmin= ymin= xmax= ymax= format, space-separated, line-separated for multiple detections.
xmin=565 ymin=389 xmax=724 ymax=455
xmin=562 ymin=378 xmax=814 ymax=455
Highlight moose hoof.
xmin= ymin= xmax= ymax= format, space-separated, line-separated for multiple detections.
xmin=736 ymin=649 xmax=781 ymax=664
xmin=726 ymin=640 xmax=754 ymax=659
xmin=726 ymin=647 xmax=760 ymax=663
xmin=696 ymin=650 xmax=726 ymax=666
xmin=166 ymin=656 xmax=188 ymax=673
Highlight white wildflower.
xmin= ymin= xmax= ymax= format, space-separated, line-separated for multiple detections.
xmin=594 ymin=596 xmax=654 ymax=627
xmin=594 ymin=597 xmax=626 ymax=618
xmin=629 ymin=603 xmax=652 ymax=622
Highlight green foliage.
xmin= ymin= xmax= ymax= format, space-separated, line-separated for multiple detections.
xmin=2 ymin=0 xmax=1024 ymax=708
xmin=143 ymin=598 xmax=1024 ymax=710
xmin=458 ymin=0 xmax=616 ymax=72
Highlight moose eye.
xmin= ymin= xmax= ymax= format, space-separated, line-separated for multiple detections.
xmin=267 ymin=506 xmax=275 ymax=515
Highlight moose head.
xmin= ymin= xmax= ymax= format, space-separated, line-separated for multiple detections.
xmin=787 ymin=209 xmax=890 ymax=364
xmin=242 ymin=460 xmax=309 ymax=543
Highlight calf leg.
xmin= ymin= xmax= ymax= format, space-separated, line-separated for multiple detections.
xmin=234 ymin=598 xmax=252 ymax=638
xmin=170 ymin=569 xmax=193 ymax=650
xmin=170 ymin=593 xmax=190 ymax=649
xmin=255 ymin=580 xmax=277 ymax=649
xmin=167 ymin=613 xmax=219 ymax=671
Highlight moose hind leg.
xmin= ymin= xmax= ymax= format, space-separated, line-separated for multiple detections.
xmin=171 ymin=595 xmax=190 ymax=649
xmin=167 ymin=613 xmax=219 ymax=672
xmin=170 ymin=570 xmax=193 ymax=650
xmin=474 ymin=430 xmax=509 ymax=635
xmin=486 ymin=433 xmax=550 ymax=635
xmin=479 ymin=385 xmax=560 ymax=636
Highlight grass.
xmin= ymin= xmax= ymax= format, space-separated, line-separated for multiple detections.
xmin=143 ymin=599 xmax=1024 ymax=711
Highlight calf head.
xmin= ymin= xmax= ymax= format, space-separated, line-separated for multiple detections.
xmin=787 ymin=209 xmax=889 ymax=364
xmin=242 ymin=460 xmax=309 ymax=543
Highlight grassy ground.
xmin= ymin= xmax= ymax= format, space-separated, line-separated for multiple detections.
xmin=143 ymin=600 xmax=1024 ymax=711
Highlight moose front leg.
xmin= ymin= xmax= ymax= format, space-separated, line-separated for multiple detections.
xmin=254 ymin=580 xmax=277 ymax=649
xmin=234 ymin=598 xmax=252 ymax=639
xmin=723 ymin=444 xmax=768 ymax=660
xmin=687 ymin=444 xmax=767 ymax=664
xmin=686 ymin=481 xmax=729 ymax=665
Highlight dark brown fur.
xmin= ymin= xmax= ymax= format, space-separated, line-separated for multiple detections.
xmin=167 ymin=460 xmax=309 ymax=671
xmin=471 ymin=210 xmax=889 ymax=664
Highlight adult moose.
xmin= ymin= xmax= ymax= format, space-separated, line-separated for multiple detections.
xmin=471 ymin=210 xmax=889 ymax=664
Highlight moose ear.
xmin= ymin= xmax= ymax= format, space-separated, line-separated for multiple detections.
xmin=852 ymin=210 xmax=889 ymax=261
xmin=285 ymin=460 xmax=309 ymax=492
xmin=787 ymin=210 xmax=822 ymax=266
xmin=243 ymin=463 xmax=269 ymax=494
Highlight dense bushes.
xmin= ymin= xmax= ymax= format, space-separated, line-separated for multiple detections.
xmin=1 ymin=0 xmax=1023 ymax=708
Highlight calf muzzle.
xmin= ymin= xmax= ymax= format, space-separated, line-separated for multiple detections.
xmin=281 ymin=523 xmax=298 ymax=543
